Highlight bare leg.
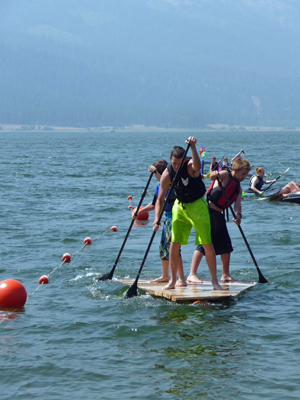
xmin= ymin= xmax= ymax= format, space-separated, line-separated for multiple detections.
xmin=202 ymin=243 xmax=224 ymax=290
xmin=163 ymin=242 xmax=186 ymax=289
xmin=187 ymin=249 xmax=204 ymax=283
xmin=151 ymin=260 xmax=169 ymax=282
xmin=220 ymin=253 xmax=235 ymax=282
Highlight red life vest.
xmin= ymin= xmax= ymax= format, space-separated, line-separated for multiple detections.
xmin=206 ymin=175 xmax=240 ymax=209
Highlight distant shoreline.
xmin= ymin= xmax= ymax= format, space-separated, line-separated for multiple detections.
xmin=0 ymin=123 xmax=299 ymax=133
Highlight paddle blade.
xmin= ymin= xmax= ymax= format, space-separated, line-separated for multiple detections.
xmin=97 ymin=270 xmax=114 ymax=281
xmin=125 ymin=280 xmax=138 ymax=298
xmin=258 ymin=269 xmax=268 ymax=284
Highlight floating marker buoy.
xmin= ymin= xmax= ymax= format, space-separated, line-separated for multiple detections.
xmin=84 ymin=237 xmax=91 ymax=245
xmin=0 ymin=279 xmax=27 ymax=308
xmin=127 ymin=196 xmax=132 ymax=201
xmin=110 ymin=226 xmax=117 ymax=232
xmin=128 ymin=205 xmax=132 ymax=209
xmin=38 ymin=275 xmax=49 ymax=285
xmin=62 ymin=253 xmax=71 ymax=263
xmin=131 ymin=207 xmax=149 ymax=221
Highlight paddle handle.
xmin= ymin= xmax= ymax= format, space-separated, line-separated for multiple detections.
xmin=263 ymin=167 xmax=290 ymax=192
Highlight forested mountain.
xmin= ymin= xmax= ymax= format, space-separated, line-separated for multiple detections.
xmin=1 ymin=0 xmax=300 ymax=128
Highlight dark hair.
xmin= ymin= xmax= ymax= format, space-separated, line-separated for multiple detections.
xmin=170 ymin=146 xmax=185 ymax=159
xmin=152 ymin=159 xmax=168 ymax=175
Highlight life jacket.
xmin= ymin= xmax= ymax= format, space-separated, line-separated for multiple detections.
xmin=211 ymin=162 xmax=219 ymax=171
xmin=248 ymin=174 xmax=264 ymax=191
xmin=167 ymin=158 xmax=206 ymax=204
xmin=206 ymin=173 xmax=240 ymax=210
xmin=153 ymin=184 xmax=176 ymax=212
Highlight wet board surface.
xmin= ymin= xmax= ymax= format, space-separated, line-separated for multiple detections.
xmin=120 ymin=279 xmax=257 ymax=303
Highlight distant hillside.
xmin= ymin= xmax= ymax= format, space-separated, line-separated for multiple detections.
xmin=1 ymin=0 xmax=300 ymax=128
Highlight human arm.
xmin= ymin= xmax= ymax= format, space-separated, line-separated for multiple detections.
xmin=186 ymin=136 xmax=201 ymax=176
xmin=233 ymin=189 xmax=242 ymax=226
xmin=148 ymin=165 xmax=161 ymax=182
xmin=231 ymin=149 xmax=244 ymax=163
xmin=210 ymin=170 xmax=228 ymax=182
xmin=263 ymin=178 xmax=277 ymax=185
xmin=132 ymin=201 xmax=155 ymax=220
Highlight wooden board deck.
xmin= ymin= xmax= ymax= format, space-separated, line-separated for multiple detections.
xmin=120 ymin=279 xmax=257 ymax=303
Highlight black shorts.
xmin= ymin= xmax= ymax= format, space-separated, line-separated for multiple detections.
xmin=196 ymin=208 xmax=233 ymax=256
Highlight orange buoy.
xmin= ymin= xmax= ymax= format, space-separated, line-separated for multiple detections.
xmin=110 ymin=226 xmax=117 ymax=232
xmin=128 ymin=205 xmax=132 ymax=208
xmin=127 ymin=195 xmax=132 ymax=201
xmin=131 ymin=207 xmax=149 ymax=221
xmin=0 ymin=279 xmax=27 ymax=308
xmin=62 ymin=253 xmax=71 ymax=263
xmin=84 ymin=237 xmax=91 ymax=245
xmin=38 ymin=275 xmax=49 ymax=285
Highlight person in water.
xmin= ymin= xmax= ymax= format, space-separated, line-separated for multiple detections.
xmin=246 ymin=167 xmax=276 ymax=195
xmin=274 ymin=180 xmax=300 ymax=201
xmin=132 ymin=159 xmax=177 ymax=282
xmin=187 ymin=157 xmax=251 ymax=283
xmin=153 ymin=137 xmax=223 ymax=291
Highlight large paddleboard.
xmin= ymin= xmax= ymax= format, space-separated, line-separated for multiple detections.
xmin=120 ymin=279 xmax=257 ymax=303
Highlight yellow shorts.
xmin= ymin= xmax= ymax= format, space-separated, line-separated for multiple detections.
xmin=171 ymin=198 xmax=211 ymax=245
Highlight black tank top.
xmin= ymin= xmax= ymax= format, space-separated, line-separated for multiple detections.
xmin=167 ymin=159 xmax=206 ymax=203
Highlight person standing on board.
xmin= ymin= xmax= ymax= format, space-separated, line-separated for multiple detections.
xmin=187 ymin=157 xmax=251 ymax=283
xmin=246 ymin=167 xmax=276 ymax=195
xmin=153 ymin=137 xmax=223 ymax=291
xmin=133 ymin=159 xmax=177 ymax=283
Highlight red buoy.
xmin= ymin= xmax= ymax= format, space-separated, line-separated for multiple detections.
xmin=84 ymin=237 xmax=91 ymax=245
xmin=127 ymin=195 xmax=132 ymax=201
xmin=131 ymin=207 xmax=149 ymax=221
xmin=62 ymin=253 xmax=71 ymax=263
xmin=128 ymin=205 xmax=132 ymax=209
xmin=38 ymin=275 xmax=49 ymax=285
xmin=0 ymin=279 xmax=27 ymax=308
xmin=110 ymin=226 xmax=117 ymax=232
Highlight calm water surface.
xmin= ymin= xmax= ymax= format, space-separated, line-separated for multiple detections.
xmin=0 ymin=130 xmax=299 ymax=400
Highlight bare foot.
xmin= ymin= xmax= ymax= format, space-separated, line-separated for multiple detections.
xmin=175 ymin=279 xmax=187 ymax=287
xmin=221 ymin=274 xmax=236 ymax=283
xmin=186 ymin=274 xmax=203 ymax=284
xmin=151 ymin=276 xmax=169 ymax=283
xmin=162 ymin=281 xmax=176 ymax=290
xmin=212 ymin=281 xmax=224 ymax=290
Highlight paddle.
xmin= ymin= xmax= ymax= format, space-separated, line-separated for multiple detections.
xmin=216 ymin=176 xmax=268 ymax=284
xmin=125 ymin=142 xmax=191 ymax=298
xmin=97 ymin=172 xmax=155 ymax=281
xmin=263 ymin=167 xmax=290 ymax=192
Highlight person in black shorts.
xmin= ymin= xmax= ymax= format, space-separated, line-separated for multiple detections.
xmin=187 ymin=157 xmax=251 ymax=283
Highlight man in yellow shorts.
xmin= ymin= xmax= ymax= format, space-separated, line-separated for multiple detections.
xmin=153 ymin=137 xmax=224 ymax=291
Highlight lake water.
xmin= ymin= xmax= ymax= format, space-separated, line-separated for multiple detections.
xmin=0 ymin=130 xmax=299 ymax=400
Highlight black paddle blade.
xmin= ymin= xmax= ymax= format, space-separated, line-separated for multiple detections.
xmin=125 ymin=280 xmax=138 ymax=298
xmin=97 ymin=270 xmax=114 ymax=281
xmin=258 ymin=270 xmax=268 ymax=284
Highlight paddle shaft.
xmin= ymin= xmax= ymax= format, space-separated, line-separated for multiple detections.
xmin=126 ymin=143 xmax=191 ymax=298
xmin=216 ymin=176 xmax=268 ymax=284
xmin=263 ymin=167 xmax=290 ymax=192
xmin=98 ymin=172 xmax=154 ymax=281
